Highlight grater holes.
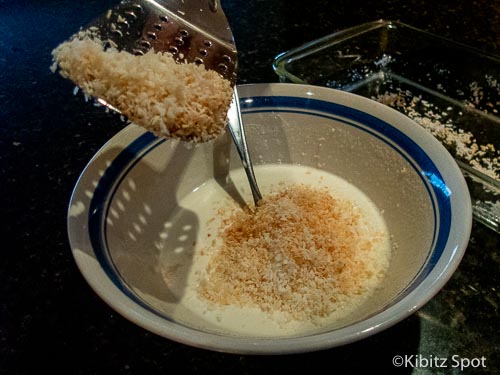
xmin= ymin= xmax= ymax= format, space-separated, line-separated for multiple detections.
xmin=153 ymin=23 xmax=163 ymax=31
xmin=174 ymin=36 xmax=184 ymax=46
xmin=218 ymin=63 xmax=228 ymax=72
xmin=124 ymin=10 xmax=137 ymax=20
xmin=159 ymin=15 xmax=169 ymax=22
xmin=116 ymin=19 xmax=129 ymax=28
xmin=194 ymin=57 xmax=204 ymax=65
xmin=103 ymin=40 xmax=113 ymax=50
xmin=208 ymin=0 xmax=218 ymax=12
xmin=139 ymin=40 xmax=152 ymax=49
xmin=179 ymin=29 xmax=189 ymax=37
xmin=169 ymin=46 xmax=179 ymax=54
xmin=199 ymin=49 xmax=208 ymax=57
xmin=203 ymin=40 xmax=212 ymax=48
xmin=222 ymin=55 xmax=232 ymax=63
xmin=147 ymin=31 xmax=157 ymax=40
xmin=130 ymin=3 xmax=143 ymax=12
xmin=133 ymin=49 xmax=145 ymax=56
xmin=111 ymin=29 xmax=123 ymax=38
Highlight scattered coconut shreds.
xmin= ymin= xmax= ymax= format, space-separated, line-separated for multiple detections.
xmin=51 ymin=34 xmax=233 ymax=143
xmin=375 ymin=92 xmax=500 ymax=180
xmin=198 ymin=184 xmax=388 ymax=321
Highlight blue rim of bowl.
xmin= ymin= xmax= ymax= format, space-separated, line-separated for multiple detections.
xmin=86 ymin=94 xmax=452 ymax=335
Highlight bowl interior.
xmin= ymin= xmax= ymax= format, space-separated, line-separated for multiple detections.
xmin=69 ymin=83 xmax=470 ymax=351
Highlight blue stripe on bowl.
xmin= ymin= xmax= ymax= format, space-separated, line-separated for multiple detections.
xmin=88 ymin=132 xmax=167 ymax=312
xmin=87 ymin=95 xmax=452 ymax=323
xmin=242 ymin=96 xmax=452 ymax=284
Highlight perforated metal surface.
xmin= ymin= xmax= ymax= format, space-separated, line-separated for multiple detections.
xmin=80 ymin=0 xmax=238 ymax=85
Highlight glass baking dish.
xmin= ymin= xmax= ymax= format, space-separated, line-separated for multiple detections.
xmin=273 ymin=20 xmax=500 ymax=233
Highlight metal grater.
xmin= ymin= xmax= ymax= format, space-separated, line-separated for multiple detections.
xmin=79 ymin=0 xmax=238 ymax=85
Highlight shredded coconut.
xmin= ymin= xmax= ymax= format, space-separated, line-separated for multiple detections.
xmin=51 ymin=35 xmax=233 ymax=142
xmin=375 ymin=91 xmax=500 ymax=180
xmin=198 ymin=184 xmax=388 ymax=321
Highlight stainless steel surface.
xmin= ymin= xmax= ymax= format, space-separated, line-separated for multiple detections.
xmin=86 ymin=0 xmax=238 ymax=84
xmin=76 ymin=0 xmax=262 ymax=205
xmin=226 ymin=90 xmax=263 ymax=205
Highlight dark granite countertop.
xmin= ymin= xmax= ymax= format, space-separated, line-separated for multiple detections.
xmin=1 ymin=0 xmax=499 ymax=373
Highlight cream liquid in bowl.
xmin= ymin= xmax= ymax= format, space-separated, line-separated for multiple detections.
xmin=139 ymin=164 xmax=391 ymax=337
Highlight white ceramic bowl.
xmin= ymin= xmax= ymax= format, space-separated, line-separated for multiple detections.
xmin=68 ymin=83 xmax=472 ymax=354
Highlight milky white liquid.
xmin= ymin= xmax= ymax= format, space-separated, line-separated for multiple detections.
xmin=148 ymin=164 xmax=391 ymax=337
